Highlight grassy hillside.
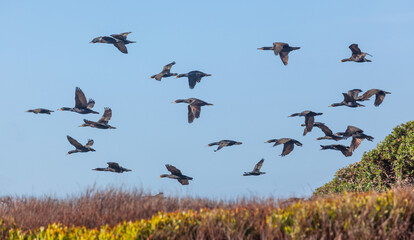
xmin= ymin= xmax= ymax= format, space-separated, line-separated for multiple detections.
xmin=1 ymin=188 xmax=413 ymax=239
xmin=315 ymin=121 xmax=414 ymax=195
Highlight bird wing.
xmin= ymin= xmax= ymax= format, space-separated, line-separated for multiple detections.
xmin=110 ymin=32 xmax=131 ymax=40
xmin=190 ymin=105 xmax=201 ymax=119
xmin=342 ymin=93 xmax=354 ymax=102
xmin=162 ymin=61 xmax=176 ymax=72
xmin=166 ymin=164 xmax=182 ymax=176
xmin=279 ymin=51 xmax=289 ymax=66
xmin=253 ymin=159 xmax=264 ymax=171
xmin=75 ymin=87 xmax=88 ymax=108
xmin=188 ymin=75 xmax=199 ymax=89
xmin=67 ymin=136 xmax=84 ymax=149
xmin=107 ymin=162 xmax=120 ymax=169
xmin=272 ymin=42 xmax=286 ymax=55
xmin=316 ymin=123 xmax=333 ymax=136
xmin=346 ymin=126 xmax=363 ymax=135
xmin=98 ymin=108 xmax=112 ymax=124
xmin=85 ymin=139 xmax=94 ymax=147
xmin=178 ymin=179 xmax=189 ymax=185
xmin=348 ymin=89 xmax=362 ymax=99
xmin=350 ymin=137 xmax=364 ymax=152
xmin=374 ymin=92 xmax=386 ymax=106
xmin=113 ymin=41 xmax=128 ymax=54
xmin=281 ymin=142 xmax=294 ymax=156
xmin=87 ymin=99 xmax=95 ymax=109
xmin=187 ymin=105 xmax=195 ymax=123
xmin=361 ymin=89 xmax=379 ymax=101
xmin=349 ymin=44 xmax=362 ymax=55
xmin=304 ymin=115 xmax=315 ymax=135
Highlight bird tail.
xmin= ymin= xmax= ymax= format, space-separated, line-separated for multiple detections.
xmin=290 ymin=47 xmax=300 ymax=51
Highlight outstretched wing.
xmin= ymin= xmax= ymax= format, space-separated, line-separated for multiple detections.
xmin=346 ymin=126 xmax=363 ymax=135
xmin=98 ymin=108 xmax=112 ymax=124
xmin=374 ymin=92 xmax=386 ymax=106
xmin=350 ymin=137 xmax=364 ymax=152
xmin=273 ymin=42 xmax=286 ymax=55
xmin=361 ymin=89 xmax=379 ymax=101
xmin=87 ymin=99 xmax=95 ymax=109
xmin=349 ymin=44 xmax=362 ymax=55
xmin=187 ymin=105 xmax=196 ymax=123
xmin=75 ymin=87 xmax=88 ymax=108
xmin=188 ymin=75 xmax=200 ymax=89
xmin=342 ymin=93 xmax=354 ymax=102
xmin=162 ymin=61 xmax=176 ymax=73
xmin=166 ymin=164 xmax=182 ymax=176
xmin=107 ymin=162 xmax=120 ymax=169
xmin=190 ymin=105 xmax=201 ymax=119
xmin=315 ymin=123 xmax=333 ymax=136
xmin=113 ymin=42 xmax=128 ymax=54
xmin=85 ymin=139 xmax=94 ymax=147
xmin=253 ymin=159 xmax=264 ymax=171
xmin=279 ymin=51 xmax=289 ymax=65
xmin=67 ymin=135 xmax=84 ymax=149
xmin=110 ymin=32 xmax=131 ymax=40
xmin=178 ymin=179 xmax=189 ymax=185
xmin=304 ymin=115 xmax=315 ymax=135
xmin=281 ymin=142 xmax=294 ymax=156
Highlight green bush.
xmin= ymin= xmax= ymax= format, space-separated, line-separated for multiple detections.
xmin=315 ymin=121 xmax=414 ymax=195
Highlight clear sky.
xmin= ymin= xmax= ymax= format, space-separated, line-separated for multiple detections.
xmin=1 ymin=0 xmax=414 ymax=199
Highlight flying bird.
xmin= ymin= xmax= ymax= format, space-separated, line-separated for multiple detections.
xmin=243 ymin=159 xmax=266 ymax=176
xmin=359 ymin=89 xmax=391 ymax=106
xmin=93 ymin=162 xmax=131 ymax=173
xmin=176 ymin=71 xmax=211 ymax=89
xmin=207 ymin=140 xmax=242 ymax=152
xmin=66 ymin=135 xmax=95 ymax=155
xmin=329 ymin=90 xmax=365 ymax=108
xmin=150 ymin=61 xmax=178 ymax=81
xmin=257 ymin=42 xmax=300 ymax=65
xmin=265 ymin=138 xmax=303 ymax=156
xmin=335 ymin=126 xmax=374 ymax=152
xmin=289 ymin=111 xmax=323 ymax=136
xmin=160 ymin=164 xmax=193 ymax=185
xmin=26 ymin=108 xmax=54 ymax=115
xmin=341 ymin=44 xmax=372 ymax=63
xmin=301 ymin=122 xmax=344 ymax=141
xmin=79 ymin=107 xmax=116 ymax=129
xmin=58 ymin=87 xmax=99 ymax=114
xmin=90 ymin=32 xmax=135 ymax=54
xmin=172 ymin=98 xmax=213 ymax=123
xmin=320 ymin=144 xmax=352 ymax=157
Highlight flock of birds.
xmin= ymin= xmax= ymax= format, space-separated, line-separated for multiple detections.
xmin=26 ymin=32 xmax=391 ymax=185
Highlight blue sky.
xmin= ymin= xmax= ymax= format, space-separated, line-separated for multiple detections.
xmin=1 ymin=1 xmax=414 ymax=199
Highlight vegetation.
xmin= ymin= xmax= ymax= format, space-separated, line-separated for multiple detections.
xmin=315 ymin=121 xmax=414 ymax=195
xmin=0 ymin=188 xmax=413 ymax=239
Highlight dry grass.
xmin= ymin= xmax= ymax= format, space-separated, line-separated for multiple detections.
xmin=1 ymin=187 xmax=413 ymax=239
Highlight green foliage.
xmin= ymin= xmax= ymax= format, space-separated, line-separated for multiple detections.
xmin=315 ymin=121 xmax=414 ymax=195
xmin=3 ymin=189 xmax=414 ymax=239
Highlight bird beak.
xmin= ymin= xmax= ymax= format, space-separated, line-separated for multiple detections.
xmin=171 ymin=101 xmax=176 ymax=104
xmin=257 ymin=48 xmax=264 ymax=50
xmin=26 ymin=110 xmax=29 ymax=112
xmin=328 ymin=105 xmax=332 ymax=107
xmin=175 ymin=76 xmax=179 ymax=78
xmin=66 ymin=153 xmax=70 ymax=155
xmin=58 ymin=108 xmax=63 ymax=111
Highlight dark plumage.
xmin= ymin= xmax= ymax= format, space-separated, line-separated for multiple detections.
xmin=265 ymin=138 xmax=303 ymax=156
xmin=93 ymin=162 xmax=131 ymax=173
xmin=172 ymin=98 xmax=213 ymax=123
xmin=243 ymin=159 xmax=266 ymax=176
xmin=150 ymin=61 xmax=178 ymax=81
xmin=59 ymin=87 xmax=99 ymax=114
xmin=359 ymin=89 xmax=391 ymax=106
xmin=176 ymin=71 xmax=211 ymax=89
xmin=257 ymin=42 xmax=300 ymax=65
xmin=330 ymin=90 xmax=365 ymax=108
xmin=26 ymin=108 xmax=54 ymax=114
xmin=66 ymin=135 xmax=95 ymax=155
xmin=341 ymin=44 xmax=372 ymax=63
xmin=320 ymin=144 xmax=352 ymax=157
xmin=160 ymin=164 xmax=193 ymax=185
xmin=90 ymin=32 xmax=135 ymax=54
xmin=207 ymin=140 xmax=242 ymax=152
xmin=80 ymin=107 xmax=116 ymax=129
xmin=335 ymin=126 xmax=374 ymax=152
xmin=289 ymin=111 xmax=323 ymax=136
xmin=301 ymin=122 xmax=344 ymax=141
